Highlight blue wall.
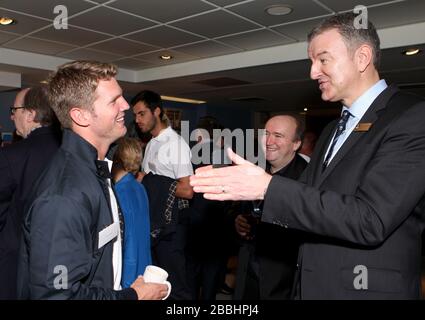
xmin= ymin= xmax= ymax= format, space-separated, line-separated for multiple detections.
xmin=204 ymin=103 xmax=253 ymax=130
xmin=0 ymin=90 xmax=20 ymax=134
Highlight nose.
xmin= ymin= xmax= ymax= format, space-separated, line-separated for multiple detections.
xmin=310 ymin=60 xmax=321 ymax=80
xmin=134 ymin=113 xmax=141 ymax=123
xmin=120 ymin=98 xmax=130 ymax=111
xmin=266 ymin=134 xmax=274 ymax=145
xmin=10 ymin=113 xmax=15 ymax=121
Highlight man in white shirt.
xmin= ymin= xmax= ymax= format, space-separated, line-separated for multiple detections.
xmin=133 ymin=90 xmax=193 ymax=299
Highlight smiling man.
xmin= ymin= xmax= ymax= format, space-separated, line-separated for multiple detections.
xmin=17 ymin=61 xmax=168 ymax=300
xmin=191 ymin=13 xmax=425 ymax=299
xmin=263 ymin=115 xmax=303 ymax=175
xmin=234 ymin=115 xmax=307 ymax=300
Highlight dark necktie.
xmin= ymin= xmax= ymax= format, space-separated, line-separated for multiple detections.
xmin=95 ymin=160 xmax=125 ymax=244
xmin=322 ymin=110 xmax=352 ymax=171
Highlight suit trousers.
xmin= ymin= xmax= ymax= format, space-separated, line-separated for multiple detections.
xmin=151 ymin=223 xmax=191 ymax=300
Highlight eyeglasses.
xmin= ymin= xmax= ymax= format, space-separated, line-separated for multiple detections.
xmin=10 ymin=106 xmax=25 ymax=115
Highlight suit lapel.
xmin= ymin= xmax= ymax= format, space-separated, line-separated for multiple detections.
xmin=310 ymin=121 xmax=337 ymax=186
xmin=315 ymin=85 xmax=399 ymax=187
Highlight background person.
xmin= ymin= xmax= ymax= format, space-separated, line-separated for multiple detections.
xmin=133 ymin=90 xmax=193 ymax=299
xmin=233 ymin=115 xmax=307 ymax=300
xmin=0 ymin=86 xmax=61 ymax=299
xmin=112 ymin=137 xmax=152 ymax=289
xmin=298 ymin=131 xmax=317 ymax=163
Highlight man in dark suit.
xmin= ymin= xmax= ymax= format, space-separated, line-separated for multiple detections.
xmin=0 ymin=86 xmax=61 ymax=299
xmin=233 ymin=115 xmax=307 ymax=300
xmin=191 ymin=12 xmax=425 ymax=299
xmin=17 ymin=61 xmax=167 ymax=300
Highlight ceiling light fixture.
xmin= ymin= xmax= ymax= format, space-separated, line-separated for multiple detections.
xmin=160 ymin=54 xmax=173 ymax=60
xmin=402 ymin=48 xmax=421 ymax=56
xmin=304 ymin=107 xmax=308 ymax=112
xmin=0 ymin=17 xmax=16 ymax=26
xmin=265 ymin=4 xmax=292 ymax=16
xmin=161 ymin=95 xmax=206 ymax=104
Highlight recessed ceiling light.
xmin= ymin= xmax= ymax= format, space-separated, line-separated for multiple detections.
xmin=265 ymin=4 xmax=292 ymax=16
xmin=160 ymin=54 xmax=173 ymax=60
xmin=0 ymin=17 xmax=16 ymax=26
xmin=402 ymin=48 xmax=421 ymax=56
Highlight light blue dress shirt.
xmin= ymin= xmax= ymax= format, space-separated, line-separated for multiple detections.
xmin=324 ymin=79 xmax=388 ymax=165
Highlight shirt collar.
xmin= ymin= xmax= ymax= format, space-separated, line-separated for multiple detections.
xmin=342 ymin=79 xmax=388 ymax=119
xmin=152 ymin=126 xmax=172 ymax=141
xmin=95 ymin=159 xmax=112 ymax=179
xmin=61 ymin=129 xmax=99 ymax=173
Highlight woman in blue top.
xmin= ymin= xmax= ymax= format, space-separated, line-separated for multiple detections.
xmin=112 ymin=138 xmax=151 ymax=288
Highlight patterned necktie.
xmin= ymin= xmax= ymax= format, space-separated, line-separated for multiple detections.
xmin=322 ymin=110 xmax=352 ymax=171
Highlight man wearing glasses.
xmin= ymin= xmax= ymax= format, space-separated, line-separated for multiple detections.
xmin=0 ymin=86 xmax=61 ymax=299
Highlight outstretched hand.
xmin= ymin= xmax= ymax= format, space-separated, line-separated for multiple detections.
xmin=190 ymin=148 xmax=272 ymax=201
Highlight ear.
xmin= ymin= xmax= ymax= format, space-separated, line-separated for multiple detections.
xmin=356 ymin=44 xmax=373 ymax=73
xmin=25 ymin=109 xmax=36 ymax=123
xmin=293 ymin=139 xmax=302 ymax=152
xmin=69 ymin=107 xmax=90 ymax=127
xmin=153 ymin=106 xmax=161 ymax=118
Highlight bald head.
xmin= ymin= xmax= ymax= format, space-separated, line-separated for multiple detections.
xmin=263 ymin=115 xmax=303 ymax=172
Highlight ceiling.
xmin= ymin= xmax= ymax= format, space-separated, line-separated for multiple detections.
xmin=1 ymin=0 xmax=425 ymax=113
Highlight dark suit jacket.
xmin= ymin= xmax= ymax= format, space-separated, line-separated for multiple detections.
xmin=142 ymin=172 xmax=179 ymax=246
xmin=257 ymin=155 xmax=307 ymax=299
xmin=262 ymin=85 xmax=425 ymax=299
xmin=234 ymin=155 xmax=307 ymax=300
xmin=17 ymin=129 xmax=136 ymax=300
xmin=0 ymin=126 xmax=61 ymax=299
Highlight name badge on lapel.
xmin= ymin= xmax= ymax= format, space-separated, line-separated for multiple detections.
xmin=353 ymin=122 xmax=372 ymax=132
xmin=98 ymin=222 xmax=119 ymax=249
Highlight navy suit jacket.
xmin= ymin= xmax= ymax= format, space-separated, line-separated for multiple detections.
xmin=0 ymin=126 xmax=61 ymax=299
xmin=17 ymin=130 xmax=136 ymax=300
xmin=262 ymin=85 xmax=425 ymax=299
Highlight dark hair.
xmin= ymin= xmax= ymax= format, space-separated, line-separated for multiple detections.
xmin=23 ymin=85 xmax=57 ymax=126
xmin=307 ymin=12 xmax=381 ymax=68
xmin=131 ymin=90 xmax=164 ymax=120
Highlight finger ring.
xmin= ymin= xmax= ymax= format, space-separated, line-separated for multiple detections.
xmin=222 ymin=186 xmax=226 ymax=193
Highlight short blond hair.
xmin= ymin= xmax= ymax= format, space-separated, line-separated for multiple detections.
xmin=113 ymin=138 xmax=142 ymax=175
xmin=47 ymin=60 xmax=117 ymax=129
